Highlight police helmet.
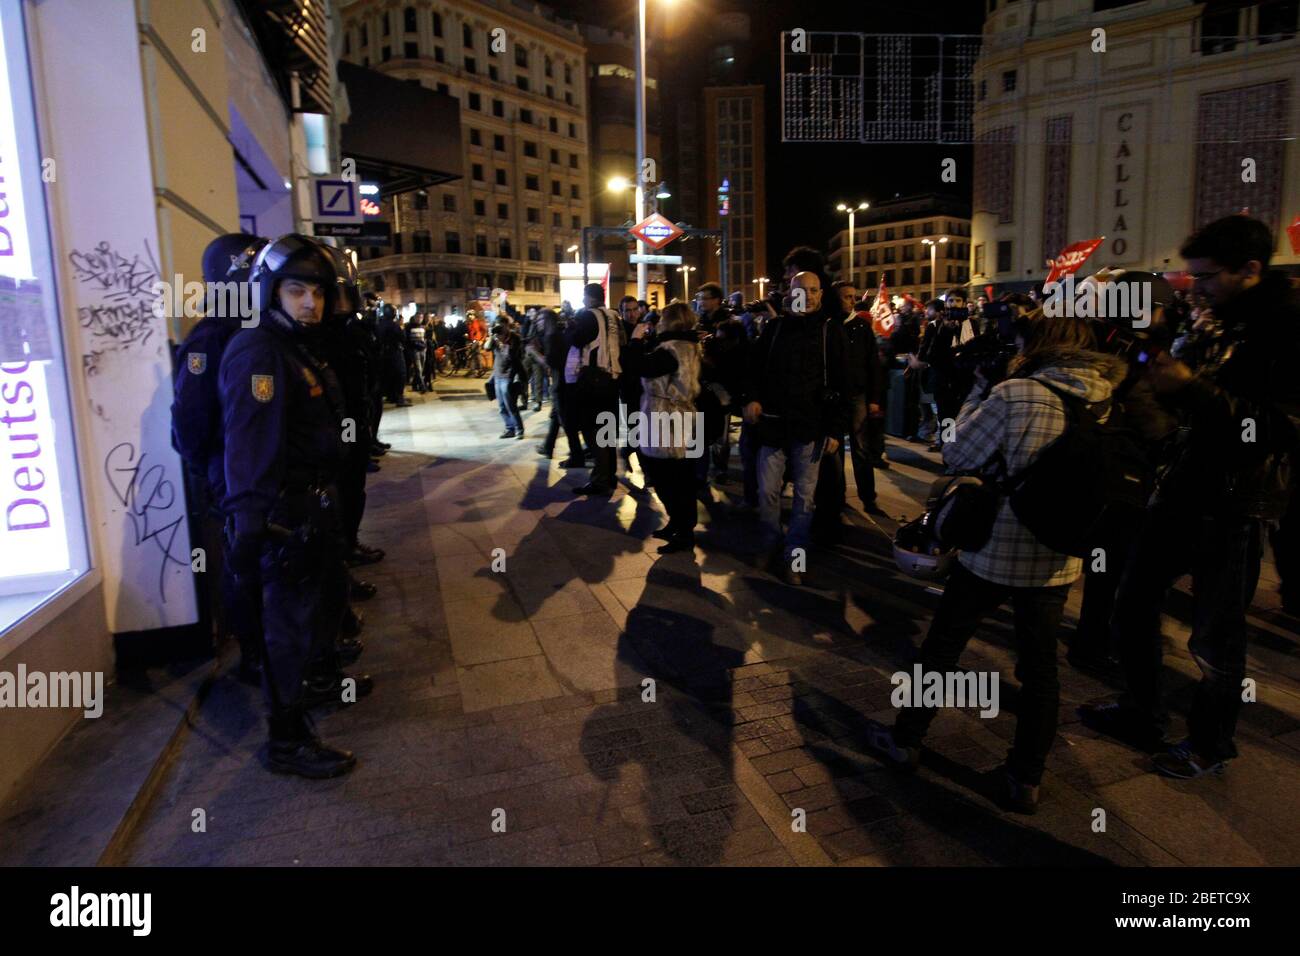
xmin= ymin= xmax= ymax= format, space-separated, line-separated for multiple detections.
xmin=201 ymin=233 xmax=268 ymax=284
xmin=321 ymin=244 xmax=363 ymax=316
xmin=892 ymin=515 xmax=955 ymax=581
xmin=250 ymin=234 xmax=337 ymax=320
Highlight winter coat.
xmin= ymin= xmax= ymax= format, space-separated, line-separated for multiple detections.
xmin=942 ymin=349 xmax=1129 ymax=588
xmin=623 ymin=331 xmax=702 ymax=460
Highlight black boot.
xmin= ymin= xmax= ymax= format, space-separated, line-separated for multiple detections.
xmin=341 ymin=605 xmax=364 ymax=638
xmin=337 ymin=636 xmax=364 ymax=666
xmin=267 ymin=711 xmax=355 ymax=779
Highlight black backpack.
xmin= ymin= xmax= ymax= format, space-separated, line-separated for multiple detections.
xmin=1006 ymin=380 xmax=1152 ymax=557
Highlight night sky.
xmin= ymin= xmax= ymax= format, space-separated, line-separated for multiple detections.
xmin=549 ymin=0 xmax=988 ymax=276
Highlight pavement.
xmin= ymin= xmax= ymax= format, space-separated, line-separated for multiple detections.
xmin=35 ymin=377 xmax=1300 ymax=866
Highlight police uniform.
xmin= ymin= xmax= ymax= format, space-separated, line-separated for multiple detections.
xmin=220 ymin=236 xmax=357 ymax=776
xmin=171 ymin=233 xmax=267 ymax=683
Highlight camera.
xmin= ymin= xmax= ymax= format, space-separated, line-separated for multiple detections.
xmin=952 ymin=335 xmax=1019 ymax=382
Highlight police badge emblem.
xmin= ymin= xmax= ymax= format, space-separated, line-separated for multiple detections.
xmin=187 ymin=352 xmax=207 ymax=374
xmin=251 ymin=374 xmax=275 ymax=402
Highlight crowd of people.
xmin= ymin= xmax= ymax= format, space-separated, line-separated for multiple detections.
xmin=169 ymin=215 xmax=1300 ymax=818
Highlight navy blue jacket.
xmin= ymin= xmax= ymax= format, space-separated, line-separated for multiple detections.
xmin=171 ymin=316 xmax=244 ymax=502
xmin=219 ymin=309 xmax=348 ymax=537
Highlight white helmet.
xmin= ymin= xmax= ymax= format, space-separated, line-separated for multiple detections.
xmin=893 ymin=515 xmax=955 ymax=581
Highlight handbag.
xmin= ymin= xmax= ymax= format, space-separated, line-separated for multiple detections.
xmin=485 ymin=378 xmax=496 ymax=400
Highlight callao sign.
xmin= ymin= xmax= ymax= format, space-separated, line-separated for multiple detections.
xmin=628 ymin=213 xmax=683 ymax=252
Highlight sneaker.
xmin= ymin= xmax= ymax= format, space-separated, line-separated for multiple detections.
xmin=514 ymin=430 xmax=525 ymax=440
xmin=1077 ymin=699 xmax=1167 ymax=753
xmin=865 ymin=723 xmax=921 ymax=772
xmin=500 ymin=430 xmax=516 ymax=439
xmin=1152 ymin=740 xmax=1226 ymax=779
xmin=536 ymin=445 xmax=553 ymax=458
xmin=1001 ymin=768 xmax=1040 ymax=815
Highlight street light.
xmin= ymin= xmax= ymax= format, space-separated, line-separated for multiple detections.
xmin=677 ymin=265 xmax=697 ymax=299
xmin=567 ymin=243 xmax=579 ymax=263
xmin=922 ymin=236 xmax=949 ymax=302
xmin=835 ymin=201 xmax=869 ymax=288
xmin=753 ymin=277 xmax=769 ymax=300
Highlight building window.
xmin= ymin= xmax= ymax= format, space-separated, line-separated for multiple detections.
xmin=495 ymin=169 xmax=507 ymax=186
xmin=436 ymin=81 xmax=448 ymax=94
xmin=527 ymin=275 xmax=546 ymax=292
xmin=883 ymin=247 xmax=896 ymax=264
xmin=493 ymin=133 xmax=505 ymax=151
xmin=902 ymin=244 xmax=914 ymax=261
xmin=572 ymin=215 xmax=581 ymax=229
xmin=393 ymin=232 xmax=403 ymax=254
xmin=404 ymin=6 xmax=417 ymax=33
xmin=473 ymin=234 xmax=486 ymax=256
xmin=528 ymin=242 xmax=541 ymax=261
xmin=867 ymin=230 xmax=877 ymax=243
xmin=996 ymin=240 xmax=1013 ymax=274
xmin=920 ymin=265 xmax=931 ymax=284
xmin=492 ymin=99 xmax=504 ymax=118
xmin=1259 ymin=0 xmax=1299 ymax=43
xmin=499 ymin=238 xmax=512 ymax=258
xmin=465 ymin=56 xmax=477 ymax=74
xmin=515 ymin=46 xmax=529 ymax=68
xmin=1002 ymin=69 xmax=1016 ymax=93
xmin=414 ymin=230 xmax=432 ymax=253
xmin=568 ymin=121 xmax=577 ymax=138
xmin=549 ymin=148 xmax=559 ymax=164
xmin=404 ymin=41 xmax=418 ymax=59
xmin=372 ymin=274 xmax=385 ymax=292
xmin=564 ymin=62 xmax=572 ymax=84
xmin=1200 ymin=8 xmax=1241 ymax=54
xmin=568 ymin=154 xmax=578 ymax=169
xmin=516 ymin=76 xmax=529 ymax=92
xmin=469 ymin=128 xmax=481 ymax=146
xmin=551 ymin=181 xmax=561 ymax=196
xmin=902 ymin=267 xmax=915 ymax=285
xmin=564 ymin=91 xmax=573 ymax=105
xmin=473 ymin=198 xmax=485 ymax=216
xmin=463 ymin=24 xmax=473 ymax=48
xmin=1194 ymin=80 xmax=1289 ymax=233
xmin=903 ymin=224 xmax=914 ymax=239
xmin=552 ymin=212 xmax=561 ymax=227
xmin=1042 ymin=115 xmax=1073 ymax=264
xmin=472 ymin=163 xmax=483 ymax=181
xmin=360 ymin=23 xmax=368 ymax=46
xmin=866 ymin=249 xmax=878 ymax=266
xmin=974 ymin=126 xmax=1016 ymax=224
xmin=526 ymin=174 xmax=540 ymax=191
xmin=883 ymin=270 xmax=894 ymax=286
xmin=413 ymin=191 xmax=428 ymax=210
xmin=443 ymin=194 xmax=456 ymax=212
xmin=973 ymin=243 xmax=985 ymax=276
xmin=497 ymin=203 xmax=508 ymax=220
xmin=570 ymin=184 xmax=580 ymax=199
xmin=523 ymin=140 xmax=537 ymax=158
xmin=978 ymin=79 xmax=987 ymax=102
xmin=545 ymin=55 xmax=553 ymax=78
xmin=433 ymin=12 xmax=443 ymax=37
xmin=553 ymin=244 xmax=563 ymax=262
xmin=520 ymin=108 xmax=534 ymax=125
xmin=383 ymin=11 xmax=391 ymax=36
xmin=468 ymin=92 xmax=481 ymax=111
xmin=445 ymin=231 xmax=461 ymax=254
xmin=549 ymin=116 xmax=558 ymax=132
xmin=381 ymin=46 xmax=391 ymax=62
xmin=434 ymin=47 xmax=445 ymax=64
xmin=527 ymin=207 xmax=539 ymax=224
xmin=884 ymin=227 xmax=895 ymax=241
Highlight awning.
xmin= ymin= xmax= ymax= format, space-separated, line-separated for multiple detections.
xmin=337 ymin=61 xmax=463 ymax=196
xmin=235 ymin=0 xmax=333 ymax=114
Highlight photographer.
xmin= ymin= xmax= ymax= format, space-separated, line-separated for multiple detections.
xmin=1082 ymin=216 xmax=1300 ymax=779
xmin=873 ymin=311 xmax=1128 ymax=813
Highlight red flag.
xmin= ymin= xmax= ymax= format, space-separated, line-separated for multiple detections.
xmin=1045 ymin=237 xmax=1105 ymax=284
xmin=870 ymin=278 xmax=894 ymax=337
xmin=984 ymin=285 xmax=994 ymax=301
xmin=1288 ymin=214 xmax=1300 ymax=255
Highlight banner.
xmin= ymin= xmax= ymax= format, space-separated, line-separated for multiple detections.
xmin=870 ymin=278 xmax=894 ymax=337
xmin=1046 ymin=237 xmax=1105 ymax=284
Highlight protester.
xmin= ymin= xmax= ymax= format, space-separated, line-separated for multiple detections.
xmin=742 ymin=271 xmax=848 ymax=586
xmin=486 ymin=321 xmax=526 ymax=439
xmin=622 ymin=301 xmax=702 ymax=553
xmin=565 ymin=283 xmax=624 ymax=496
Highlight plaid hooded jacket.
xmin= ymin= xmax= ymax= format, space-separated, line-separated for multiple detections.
xmin=941 ymin=349 xmax=1129 ymax=588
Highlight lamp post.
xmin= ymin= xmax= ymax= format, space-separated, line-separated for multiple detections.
xmin=836 ymin=201 xmax=869 ymax=287
xmin=922 ymin=236 xmax=948 ymax=302
xmin=567 ymin=244 xmax=579 ymax=264
xmin=677 ymin=265 xmax=696 ymax=300
xmin=753 ymin=277 xmax=769 ymax=300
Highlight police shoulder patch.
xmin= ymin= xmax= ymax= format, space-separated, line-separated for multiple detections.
xmin=187 ymin=351 xmax=207 ymax=374
xmin=251 ymin=374 xmax=275 ymax=403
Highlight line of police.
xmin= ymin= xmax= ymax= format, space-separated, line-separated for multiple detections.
xmin=171 ymin=233 xmax=391 ymax=778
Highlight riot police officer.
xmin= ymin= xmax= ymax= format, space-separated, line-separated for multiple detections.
xmin=220 ymin=234 xmax=369 ymax=778
xmin=171 ymin=233 xmax=267 ymax=685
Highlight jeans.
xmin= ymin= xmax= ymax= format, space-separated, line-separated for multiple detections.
xmin=1111 ymin=502 xmax=1267 ymax=762
xmin=893 ymin=563 xmax=1070 ymax=785
xmin=544 ymin=379 xmax=585 ymax=458
xmin=410 ymin=349 xmax=425 ymax=390
xmin=757 ymin=439 xmax=823 ymax=560
xmin=496 ymin=378 xmax=523 ymax=433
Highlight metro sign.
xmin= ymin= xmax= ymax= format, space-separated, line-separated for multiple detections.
xmin=628 ymin=212 xmax=683 ymax=252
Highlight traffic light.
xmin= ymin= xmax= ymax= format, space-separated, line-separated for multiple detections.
xmin=650 ymin=290 xmax=661 ymax=309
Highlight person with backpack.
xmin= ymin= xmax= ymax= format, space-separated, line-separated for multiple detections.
xmin=871 ymin=310 xmax=1127 ymax=813
xmin=1081 ymin=215 xmax=1300 ymax=779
